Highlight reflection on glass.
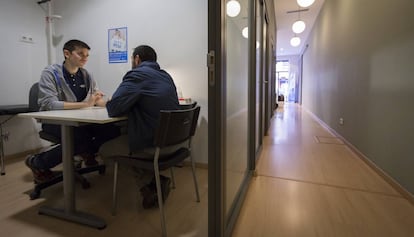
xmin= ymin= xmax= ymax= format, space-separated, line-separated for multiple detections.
xmin=255 ymin=0 xmax=263 ymax=151
xmin=225 ymin=0 xmax=249 ymax=217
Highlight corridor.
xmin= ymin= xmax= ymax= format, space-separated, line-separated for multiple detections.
xmin=232 ymin=102 xmax=414 ymax=237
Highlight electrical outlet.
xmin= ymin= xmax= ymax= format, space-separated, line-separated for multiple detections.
xmin=339 ymin=118 xmax=344 ymax=125
xmin=20 ymin=35 xmax=34 ymax=43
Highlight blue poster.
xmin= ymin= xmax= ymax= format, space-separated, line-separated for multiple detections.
xmin=108 ymin=27 xmax=128 ymax=63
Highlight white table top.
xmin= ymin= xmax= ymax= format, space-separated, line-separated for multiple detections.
xmin=18 ymin=107 xmax=126 ymax=125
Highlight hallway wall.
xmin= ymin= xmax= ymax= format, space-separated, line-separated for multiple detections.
xmin=301 ymin=0 xmax=414 ymax=195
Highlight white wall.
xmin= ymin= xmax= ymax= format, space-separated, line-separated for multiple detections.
xmin=0 ymin=0 xmax=50 ymax=154
xmin=0 ymin=0 xmax=208 ymax=164
xmin=0 ymin=0 xmax=48 ymax=105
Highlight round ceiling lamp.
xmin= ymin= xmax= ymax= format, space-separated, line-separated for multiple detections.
xmin=292 ymin=20 xmax=306 ymax=34
xmin=297 ymin=0 xmax=315 ymax=8
xmin=290 ymin=36 xmax=301 ymax=47
xmin=226 ymin=0 xmax=241 ymax=17
xmin=242 ymin=27 xmax=248 ymax=38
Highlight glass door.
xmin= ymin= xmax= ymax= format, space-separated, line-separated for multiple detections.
xmin=207 ymin=1 xmax=225 ymax=236
xmin=276 ymin=60 xmax=290 ymax=102
xmin=208 ymin=0 xmax=252 ymax=236
xmin=255 ymin=0 xmax=263 ymax=153
xmin=224 ymin=0 xmax=250 ymax=229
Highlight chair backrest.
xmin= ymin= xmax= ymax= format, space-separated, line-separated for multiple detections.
xmin=179 ymin=101 xmax=197 ymax=110
xmin=28 ymin=82 xmax=60 ymax=143
xmin=29 ymin=82 xmax=40 ymax=112
xmin=154 ymin=106 xmax=200 ymax=148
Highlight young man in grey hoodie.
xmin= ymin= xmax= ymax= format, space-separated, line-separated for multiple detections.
xmin=26 ymin=39 xmax=120 ymax=183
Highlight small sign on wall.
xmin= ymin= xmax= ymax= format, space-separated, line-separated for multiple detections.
xmin=108 ymin=27 xmax=128 ymax=63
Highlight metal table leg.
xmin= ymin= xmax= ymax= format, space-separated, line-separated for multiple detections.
xmin=38 ymin=125 xmax=106 ymax=229
xmin=0 ymin=126 xmax=5 ymax=175
xmin=0 ymin=120 xmax=9 ymax=175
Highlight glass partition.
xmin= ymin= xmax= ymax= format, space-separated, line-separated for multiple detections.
xmin=255 ymin=0 xmax=263 ymax=152
xmin=225 ymin=0 xmax=250 ymax=217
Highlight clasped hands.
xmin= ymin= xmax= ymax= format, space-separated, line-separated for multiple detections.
xmin=87 ymin=90 xmax=108 ymax=107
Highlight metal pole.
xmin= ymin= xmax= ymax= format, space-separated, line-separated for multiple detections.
xmin=46 ymin=0 xmax=55 ymax=64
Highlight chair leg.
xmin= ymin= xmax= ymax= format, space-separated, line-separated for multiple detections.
xmin=169 ymin=168 xmax=176 ymax=189
xmin=154 ymin=160 xmax=167 ymax=237
xmin=190 ymin=155 xmax=200 ymax=202
xmin=112 ymin=161 xmax=119 ymax=216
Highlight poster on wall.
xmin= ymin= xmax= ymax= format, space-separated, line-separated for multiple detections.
xmin=108 ymin=27 xmax=128 ymax=63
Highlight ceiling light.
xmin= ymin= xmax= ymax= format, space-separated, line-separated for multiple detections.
xmin=226 ymin=0 xmax=241 ymax=17
xmin=292 ymin=20 xmax=306 ymax=34
xmin=297 ymin=0 xmax=315 ymax=8
xmin=290 ymin=36 xmax=301 ymax=47
xmin=242 ymin=27 xmax=248 ymax=38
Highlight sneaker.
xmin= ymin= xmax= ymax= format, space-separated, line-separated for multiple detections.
xmin=140 ymin=184 xmax=157 ymax=209
xmin=159 ymin=175 xmax=171 ymax=202
xmin=140 ymin=175 xmax=171 ymax=209
xmin=73 ymin=156 xmax=83 ymax=169
xmin=79 ymin=153 xmax=99 ymax=167
xmin=25 ymin=155 xmax=59 ymax=184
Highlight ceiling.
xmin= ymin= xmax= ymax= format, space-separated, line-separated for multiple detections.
xmin=274 ymin=0 xmax=325 ymax=57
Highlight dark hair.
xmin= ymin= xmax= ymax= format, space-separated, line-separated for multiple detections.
xmin=63 ymin=39 xmax=91 ymax=52
xmin=132 ymin=45 xmax=157 ymax=62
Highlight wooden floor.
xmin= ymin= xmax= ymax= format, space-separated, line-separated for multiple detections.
xmin=1 ymin=102 xmax=414 ymax=237
xmin=0 ymin=157 xmax=208 ymax=237
xmin=232 ymin=103 xmax=414 ymax=237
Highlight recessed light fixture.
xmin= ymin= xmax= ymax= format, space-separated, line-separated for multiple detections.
xmin=290 ymin=36 xmax=301 ymax=47
xmin=292 ymin=20 xmax=306 ymax=34
xmin=297 ymin=0 xmax=315 ymax=8
xmin=242 ymin=27 xmax=248 ymax=38
xmin=226 ymin=0 xmax=241 ymax=17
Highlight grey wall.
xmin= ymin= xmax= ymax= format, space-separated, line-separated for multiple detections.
xmin=0 ymin=0 xmax=208 ymax=164
xmin=302 ymin=0 xmax=414 ymax=194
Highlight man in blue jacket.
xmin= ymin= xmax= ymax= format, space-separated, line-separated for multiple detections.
xmin=99 ymin=45 xmax=179 ymax=208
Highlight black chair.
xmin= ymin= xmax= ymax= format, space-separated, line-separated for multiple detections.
xmin=28 ymin=82 xmax=105 ymax=200
xmin=111 ymin=106 xmax=201 ymax=237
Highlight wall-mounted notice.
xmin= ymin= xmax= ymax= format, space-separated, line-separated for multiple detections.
xmin=108 ymin=27 xmax=128 ymax=63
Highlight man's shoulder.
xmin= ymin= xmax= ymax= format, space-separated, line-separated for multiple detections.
xmin=42 ymin=64 xmax=61 ymax=72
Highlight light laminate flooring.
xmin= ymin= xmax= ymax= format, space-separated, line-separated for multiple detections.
xmin=232 ymin=103 xmax=414 ymax=237
xmin=2 ymin=102 xmax=414 ymax=237
xmin=0 ymin=158 xmax=208 ymax=237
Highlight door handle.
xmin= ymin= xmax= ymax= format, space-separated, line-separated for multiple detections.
xmin=207 ymin=50 xmax=215 ymax=86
